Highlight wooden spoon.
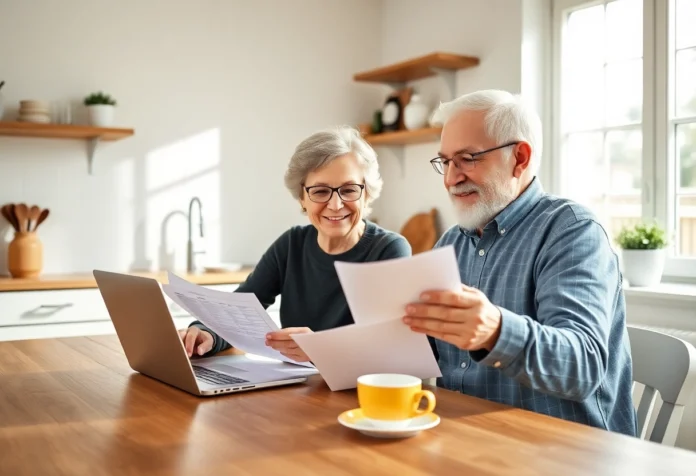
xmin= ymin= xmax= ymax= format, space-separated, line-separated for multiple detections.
xmin=28 ymin=205 xmax=41 ymax=232
xmin=14 ymin=203 xmax=29 ymax=233
xmin=34 ymin=208 xmax=50 ymax=231
xmin=1 ymin=204 xmax=18 ymax=231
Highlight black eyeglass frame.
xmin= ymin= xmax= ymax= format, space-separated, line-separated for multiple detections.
xmin=429 ymin=141 xmax=521 ymax=175
xmin=303 ymin=183 xmax=366 ymax=203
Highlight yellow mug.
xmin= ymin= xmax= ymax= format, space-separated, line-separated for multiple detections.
xmin=357 ymin=373 xmax=436 ymax=429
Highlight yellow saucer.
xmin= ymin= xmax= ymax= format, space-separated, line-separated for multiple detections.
xmin=337 ymin=408 xmax=440 ymax=439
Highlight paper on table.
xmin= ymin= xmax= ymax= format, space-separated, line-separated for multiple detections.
xmin=334 ymin=245 xmax=462 ymax=325
xmin=161 ymin=281 xmax=313 ymax=368
xmin=291 ymin=318 xmax=441 ymax=391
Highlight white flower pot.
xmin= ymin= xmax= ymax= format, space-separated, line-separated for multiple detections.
xmin=87 ymin=104 xmax=115 ymax=127
xmin=621 ymin=249 xmax=666 ymax=287
xmin=403 ymin=94 xmax=429 ymax=130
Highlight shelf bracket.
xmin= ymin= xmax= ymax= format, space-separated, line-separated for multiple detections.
xmin=87 ymin=137 xmax=100 ymax=175
xmin=430 ymin=67 xmax=457 ymax=101
xmin=394 ymin=147 xmax=406 ymax=178
xmin=386 ymin=81 xmax=407 ymax=90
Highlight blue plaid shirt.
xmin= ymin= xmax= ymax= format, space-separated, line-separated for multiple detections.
xmin=432 ymin=178 xmax=637 ymax=436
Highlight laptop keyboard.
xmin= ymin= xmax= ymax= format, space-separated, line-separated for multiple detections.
xmin=192 ymin=365 xmax=250 ymax=385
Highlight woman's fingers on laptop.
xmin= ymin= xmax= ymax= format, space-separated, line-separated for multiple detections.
xmin=178 ymin=327 xmax=213 ymax=357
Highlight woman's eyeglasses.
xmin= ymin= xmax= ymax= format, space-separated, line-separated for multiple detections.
xmin=304 ymin=184 xmax=365 ymax=203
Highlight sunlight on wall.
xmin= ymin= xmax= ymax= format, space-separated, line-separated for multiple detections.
xmin=113 ymin=157 xmax=136 ymax=272
xmin=143 ymin=129 xmax=222 ymax=272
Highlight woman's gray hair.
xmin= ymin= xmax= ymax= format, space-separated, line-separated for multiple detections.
xmin=284 ymin=125 xmax=383 ymax=216
xmin=432 ymin=89 xmax=542 ymax=175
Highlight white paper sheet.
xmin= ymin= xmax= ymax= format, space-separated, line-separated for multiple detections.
xmin=334 ymin=245 xmax=462 ymax=325
xmin=291 ymin=318 xmax=441 ymax=391
xmin=161 ymin=278 xmax=313 ymax=368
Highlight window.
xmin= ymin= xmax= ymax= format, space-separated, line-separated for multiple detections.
xmin=553 ymin=0 xmax=696 ymax=278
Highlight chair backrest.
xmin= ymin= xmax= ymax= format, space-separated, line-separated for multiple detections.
xmin=627 ymin=325 xmax=696 ymax=446
xmin=399 ymin=208 xmax=438 ymax=254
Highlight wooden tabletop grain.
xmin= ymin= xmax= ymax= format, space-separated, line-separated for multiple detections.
xmin=0 ymin=335 xmax=695 ymax=475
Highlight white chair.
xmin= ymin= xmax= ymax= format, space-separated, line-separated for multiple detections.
xmin=628 ymin=325 xmax=696 ymax=446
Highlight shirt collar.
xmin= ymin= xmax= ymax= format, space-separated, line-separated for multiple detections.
xmin=459 ymin=177 xmax=545 ymax=237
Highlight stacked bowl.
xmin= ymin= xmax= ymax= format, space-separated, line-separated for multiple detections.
xmin=17 ymin=100 xmax=50 ymax=123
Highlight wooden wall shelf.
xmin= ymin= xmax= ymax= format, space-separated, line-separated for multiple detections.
xmin=0 ymin=121 xmax=135 ymax=174
xmin=364 ymin=127 xmax=442 ymax=146
xmin=353 ymin=52 xmax=479 ymax=85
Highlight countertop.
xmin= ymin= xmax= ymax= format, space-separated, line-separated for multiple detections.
xmin=0 ymin=268 xmax=253 ymax=292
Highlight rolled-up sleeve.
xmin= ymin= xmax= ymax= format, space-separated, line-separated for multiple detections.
xmin=471 ymin=218 xmax=618 ymax=401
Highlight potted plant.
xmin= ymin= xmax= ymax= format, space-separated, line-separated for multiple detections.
xmin=84 ymin=91 xmax=117 ymax=127
xmin=616 ymin=221 xmax=668 ymax=287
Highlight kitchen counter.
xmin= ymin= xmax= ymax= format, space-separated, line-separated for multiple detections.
xmin=0 ymin=268 xmax=254 ymax=292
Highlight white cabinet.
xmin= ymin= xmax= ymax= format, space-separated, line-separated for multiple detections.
xmin=0 ymin=283 xmax=281 ymax=342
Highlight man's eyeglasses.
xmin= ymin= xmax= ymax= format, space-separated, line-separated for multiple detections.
xmin=304 ymin=183 xmax=365 ymax=203
xmin=429 ymin=141 xmax=520 ymax=175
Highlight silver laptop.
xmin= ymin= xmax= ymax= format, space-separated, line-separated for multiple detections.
xmin=93 ymin=269 xmax=315 ymax=396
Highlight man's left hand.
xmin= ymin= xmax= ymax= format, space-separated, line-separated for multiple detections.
xmin=403 ymin=284 xmax=502 ymax=352
xmin=265 ymin=327 xmax=313 ymax=362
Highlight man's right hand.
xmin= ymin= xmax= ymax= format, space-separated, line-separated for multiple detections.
xmin=178 ymin=327 xmax=214 ymax=357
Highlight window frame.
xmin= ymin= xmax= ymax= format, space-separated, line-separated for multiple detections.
xmin=551 ymin=0 xmax=696 ymax=280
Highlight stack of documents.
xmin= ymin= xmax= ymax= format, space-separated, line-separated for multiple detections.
xmin=162 ymin=273 xmax=314 ymax=368
xmin=162 ymin=246 xmax=462 ymax=390
xmin=291 ymin=246 xmax=460 ymax=390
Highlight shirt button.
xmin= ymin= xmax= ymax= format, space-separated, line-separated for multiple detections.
xmin=478 ymin=249 xmax=485 ymax=256
xmin=493 ymin=361 xmax=501 ymax=368
xmin=500 ymin=228 xmax=506 ymax=235
xmin=460 ymin=362 xmax=468 ymax=369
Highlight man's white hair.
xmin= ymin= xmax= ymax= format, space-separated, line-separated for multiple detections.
xmin=432 ymin=89 xmax=542 ymax=175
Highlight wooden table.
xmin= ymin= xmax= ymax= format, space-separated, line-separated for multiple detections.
xmin=1 ymin=336 xmax=695 ymax=475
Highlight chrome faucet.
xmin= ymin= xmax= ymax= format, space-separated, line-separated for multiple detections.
xmin=187 ymin=196 xmax=205 ymax=272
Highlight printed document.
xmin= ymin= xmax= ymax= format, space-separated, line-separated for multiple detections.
xmin=334 ymin=245 xmax=462 ymax=324
xmin=289 ymin=246 xmax=462 ymax=390
xmin=291 ymin=318 xmax=442 ymax=391
xmin=162 ymin=274 xmax=313 ymax=368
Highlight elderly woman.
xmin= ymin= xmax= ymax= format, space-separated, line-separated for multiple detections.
xmin=179 ymin=125 xmax=411 ymax=362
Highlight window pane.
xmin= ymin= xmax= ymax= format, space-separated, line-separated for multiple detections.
xmin=677 ymin=195 xmax=696 ymax=257
xmin=677 ymin=122 xmax=696 ymax=190
xmin=607 ymin=129 xmax=642 ymax=192
xmin=676 ymin=48 xmax=696 ymax=118
xmin=563 ymin=66 xmax=605 ymax=131
xmin=606 ymin=0 xmax=643 ymax=61
xmin=564 ymin=132 xmax=606 ymax=202
xmin=676 ymin=0 xmax=696 ymax=50
xmin=566 ymin=5 xmax=605 ymax=67
xmin=606 ymin=59 xmax=643 ymax=126
xmin=563 ymin=5 xmax=605 ymax=131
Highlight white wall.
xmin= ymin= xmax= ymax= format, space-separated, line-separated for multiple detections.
xmin=371 ymin=0 xmax=552 ymax=235
xmin=0 ymin=0 xmax=383 ymax=274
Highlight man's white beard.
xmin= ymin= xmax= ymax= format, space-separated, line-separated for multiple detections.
xmin=450 ymin=169 xmax=517 ymax=231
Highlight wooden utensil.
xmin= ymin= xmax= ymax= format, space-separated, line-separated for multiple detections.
xmin=14 ymin=203 xmax=29 ymax=233
xmin=28 ymin=205 xmax=40 ymax=231
xmin=34 ymin=208 xmax=50 ymax=231
xmin=1 ymin=203 xmax=18 ymax=232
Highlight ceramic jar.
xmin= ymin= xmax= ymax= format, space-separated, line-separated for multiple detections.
xmin=403 ymin=94 xmax=429 ymax=130
xmin=8 ymin=231 xmax=43 ymax=278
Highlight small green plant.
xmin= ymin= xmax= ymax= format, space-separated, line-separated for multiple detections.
xmin=616 ymin=222 xmax=668 ymax=250
xmin=83 ymin=91 xmax=117 ymax=106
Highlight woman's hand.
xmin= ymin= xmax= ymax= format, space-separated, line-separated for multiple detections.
xmin=265 ymin=327 xmax=313 ymax=362
xmin=178 ymin=327 xmax=214 ymax=357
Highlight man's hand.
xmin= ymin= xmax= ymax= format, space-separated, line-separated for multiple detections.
xmin=178 ymin=327 xmax=214 ymax=357
xmin=402 ymin=284 xmax=502 ymax=352
xmin=265 ymin=327 xmax=313 ymax=362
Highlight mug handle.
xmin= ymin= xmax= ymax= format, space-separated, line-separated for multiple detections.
xmin=411 ymin=390 xmax=436 ymax=416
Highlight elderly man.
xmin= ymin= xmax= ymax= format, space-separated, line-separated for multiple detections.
xmin=403 ymin=89 xmax=637 ymax=436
